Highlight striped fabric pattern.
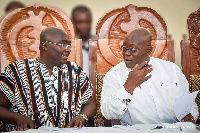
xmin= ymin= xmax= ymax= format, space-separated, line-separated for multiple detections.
xmin=0 ymin=58 xmax=92 ymax=129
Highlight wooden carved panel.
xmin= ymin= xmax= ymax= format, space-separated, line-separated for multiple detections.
xmin=181 ymin=8 xmax=200 ymax=122
xmin=0 ymin=4 xmax=75 ymax=71
xmin=96 ymin=4 xmax=171 ymax=74
xmin=94 ymin=74 xmax=105 ymax=126
xmin=188 ymin=8 xmax=200 ymax=75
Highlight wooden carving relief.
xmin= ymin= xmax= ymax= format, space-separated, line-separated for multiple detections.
xmin=94 ymin=74 xmax=105 ymax=124
xmin=188 ymin=8 xmax=200 ymax=75
xmin=181 ymin=9 xmax=200 ymax=121
xmin=96 ymin=4 xmax=168 ymax=74
xmin=0 ymin=4 xmax=75 ymax=71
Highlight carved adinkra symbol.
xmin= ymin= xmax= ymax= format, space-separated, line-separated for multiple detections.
xmin=0 ymin=4 xmax=72 ymax=65
xmin=97 ymin=4 xmax=167 ymax=65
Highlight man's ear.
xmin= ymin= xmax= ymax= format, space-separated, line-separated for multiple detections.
xmin=148 ymin=45 xmax=153 ymax=55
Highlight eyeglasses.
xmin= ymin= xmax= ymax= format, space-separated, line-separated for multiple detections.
xmin=44 ymin=40 xmax=72 ymax=50
xmin=120 ymin=45 xmax=151 ymax=54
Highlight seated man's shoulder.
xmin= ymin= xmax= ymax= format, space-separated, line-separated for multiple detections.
xmin=153 ymin=57 xmax=177 ymax=66
xmin=9 ymin=58 xmax=35 ymax=66
xmin=152 ymin=57 xmax=179 ymax=70
xmin=105 ymin=61 xmax=125 ymax=76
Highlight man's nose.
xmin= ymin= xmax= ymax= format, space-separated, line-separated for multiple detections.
xmin=124 ymin=49 xmax=132 ymax=55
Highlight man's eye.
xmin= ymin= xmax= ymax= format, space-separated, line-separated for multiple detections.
xmin=131 ymin=48 xmax=136 ymax=52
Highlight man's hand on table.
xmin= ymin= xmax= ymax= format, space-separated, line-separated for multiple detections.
xmin=181 ymin=113 xmax=195 ymax=124
xmin=67 ymin=115 xmax=85 ymax=128
xmin=14 ymin=113 xmax=35 ymax=131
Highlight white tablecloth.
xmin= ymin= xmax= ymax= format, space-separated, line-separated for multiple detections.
xmin=5 ymin=126 xmax=200 ymax=133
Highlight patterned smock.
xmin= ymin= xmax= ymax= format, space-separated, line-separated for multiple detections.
xmin=0 ymin=58 xmax=92 ymax=129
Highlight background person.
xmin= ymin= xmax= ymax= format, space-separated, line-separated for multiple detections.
xmin=71 ymin=5 xmax=96 ymax=77
xmin=5 ymin=1 xmax=25 ymax=13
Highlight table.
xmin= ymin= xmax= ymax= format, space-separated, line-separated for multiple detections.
xmin=5 ymin=126 xmax=200 ymax=133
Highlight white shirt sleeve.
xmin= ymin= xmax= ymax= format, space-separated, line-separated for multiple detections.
xmin=100 ymin=71 xmax=134 ymax=120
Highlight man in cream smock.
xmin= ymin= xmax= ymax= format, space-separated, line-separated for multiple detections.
xmin=100 ymin=28 xmax=199 ymax=125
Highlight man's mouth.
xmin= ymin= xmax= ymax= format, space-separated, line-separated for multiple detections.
xmin=124 ymin=59 xmax=132 ymax=63
xmin=62 ymin=55 xmax=68 ymax=60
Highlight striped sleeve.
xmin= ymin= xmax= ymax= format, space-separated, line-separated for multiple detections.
xmin=0 ymin=65 xmax=16 ymax=104
xmin=79 ymin=69 xmax=93 ymax=104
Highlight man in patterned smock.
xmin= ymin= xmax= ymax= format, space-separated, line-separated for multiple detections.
xmin=0 ymin=27 xmax=96 ymax=131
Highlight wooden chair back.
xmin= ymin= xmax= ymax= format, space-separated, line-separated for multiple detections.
xmin=0 ymin=4 xmax=83 ymax=72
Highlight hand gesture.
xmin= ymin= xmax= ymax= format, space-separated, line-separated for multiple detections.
xmin=124 ymin=61 xmax=153 ymax=94
xmin=67 ymin=115 xmax=85 ymax=128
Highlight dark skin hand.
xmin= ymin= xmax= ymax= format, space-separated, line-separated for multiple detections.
xmin=181 ymin=113 xmax=195 ymax=124
xmin=14 ymin=113 xmax=35 ymax=131
xmin=124 ymin=61 xmax=153 ymax=94
xmin=67 ymin=115 xmax=85 ymax=128
xmin=0 ymin=92 xmax=34 ymax=131
xmin=67 ymin=96 xmax=96 ymax=128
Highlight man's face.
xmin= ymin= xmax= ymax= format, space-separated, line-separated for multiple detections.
xmin=73 ymin=12 xmax=92 ymax=39
xmin=122 ymin=32 xmax=152 ymax=68
xmin=45 ymin=32 xmax=71 ymax=66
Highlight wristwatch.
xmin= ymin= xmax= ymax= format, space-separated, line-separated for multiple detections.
xmin=80 ymin=114 xmax=88 ymax=121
